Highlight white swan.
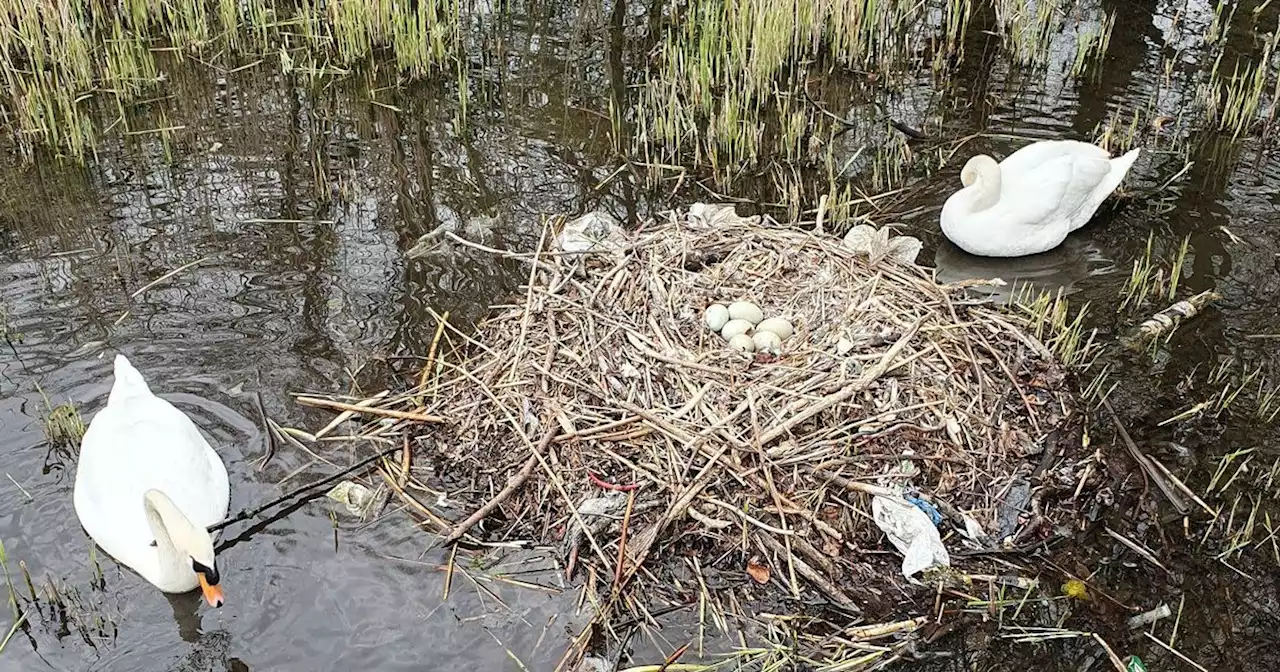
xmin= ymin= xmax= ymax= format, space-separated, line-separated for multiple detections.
xmin=940 ymin=140 xmax=1141 ymax=257
xmin=74 ymin=354 xmax=230 ymax=607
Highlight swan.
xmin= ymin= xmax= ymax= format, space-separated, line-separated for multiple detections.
xmin=73 ymin=354 xmax=230 ymax=607
xmin=940 ymin=140 xmax=1141 ymax=257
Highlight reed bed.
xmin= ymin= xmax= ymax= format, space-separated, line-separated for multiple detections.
xmin=298 ymin=204 xmax=1086 ymax=668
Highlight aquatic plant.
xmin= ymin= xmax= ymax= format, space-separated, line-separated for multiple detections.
xmin=0 ymin=0 xmax=463 ymax=160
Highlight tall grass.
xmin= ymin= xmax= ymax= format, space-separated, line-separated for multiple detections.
xmin=0 ymin=0 xmax=463 ymax=160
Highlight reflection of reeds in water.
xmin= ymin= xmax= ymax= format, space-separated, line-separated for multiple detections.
xmin=633 ymin=0 xmax=963 ymax=187
xmin=630 ymin=0 xmax=1126 ymax=197
xmin=0 ymin=302 xmax=19 ymax=347
xmin=0 ymin=0 xmax=463 ymax=159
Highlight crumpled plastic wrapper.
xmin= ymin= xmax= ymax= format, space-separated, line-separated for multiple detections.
xmin=326 ymin=480 xmax=380 ymax=518
xmin=872 ymin=493 xmax=951 ymax=578
xmin=843 ymin=224 xmax=922 ymax=265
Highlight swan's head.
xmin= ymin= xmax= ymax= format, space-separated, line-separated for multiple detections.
xmin=177 ymin=525 xmax=223 ymax=608
xmin=144 ymin=490 xmax=225 ymax=607
xmin=960 ymin=155 xmax=999 ymax=187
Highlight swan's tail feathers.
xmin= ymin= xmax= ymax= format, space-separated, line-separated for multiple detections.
xmin=1101 ymin=147 xmax=1142 ymax=194
xmin=108 ymin=353 xmax=154 ymax=404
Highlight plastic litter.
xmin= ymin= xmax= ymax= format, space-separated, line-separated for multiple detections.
xmin=843 ymin=224 xmax=922 ymax=264
xmin=904 ymin=494 xmax=943 ymax=525
xmin=872 ymin=493 xmax=951 ymax=578
xmin=555 ymin=211 xmax=626 ymax=255
xmin=326 ymin=480 xmax=377 ymax=518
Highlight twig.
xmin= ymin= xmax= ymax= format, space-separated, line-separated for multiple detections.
xmin=1105 ymin=527 xmax=1170 ymax=574
xmin=313 ymin=391 xmax=389 ymax=439
xmin=613 ymin=490 xmax=636 ymax=594
xmin=295 ymin=396 xmax=447 ymax=424
xmin=1142 ymin=631 xmax=1209 ymax=672
xmin=443 ymin=427 xmax=558 ymax=544
xmin=252 ymin=388 xmax=276 ymax=470
xmin=1092 ymin=633 xmax=1128 ymax=672
xmin=1102 ymin=398 xmax=1191 ymax=515
xmin=759 ymin=318 xmax=922 ymax=445
xmin=756 ymin=532 xmax=859 ymax=611
xmin=130 ymin=257 xmax=210 ymax=299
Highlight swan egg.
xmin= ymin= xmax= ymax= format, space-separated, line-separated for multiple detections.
xmin=728 ymin=334 xmax=756 ymax=353
xmin=720 ymin=319 xmax=754 ymax=340
xmin=756 ymin=317 xmax=794 ymax=340
xmin=704 ymin=304 xmax=730 ymax=332
xmin=727 ymin=301 xmax=764 ymax=325
xmin=752 ymin=330 xmax=782 ymax=354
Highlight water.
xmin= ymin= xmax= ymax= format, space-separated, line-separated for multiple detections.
xmin=2 ymin=0 xmax=1280 ymax=669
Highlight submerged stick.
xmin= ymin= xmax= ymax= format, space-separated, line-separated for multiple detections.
xmin=442 ymin=426 xmax=558 ymax=544
xmin=130 ymin=257 xmax=210 ymax=299
xmin=1102 ymin=399 xmax=1190 ymax=515
xmin=208 ymin=445 xmax=401 ymax=533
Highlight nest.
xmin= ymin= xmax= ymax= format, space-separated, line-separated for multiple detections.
xmin=389 ymin=204 xmax=1081 ymax=665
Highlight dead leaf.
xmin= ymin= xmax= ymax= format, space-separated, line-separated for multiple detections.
xmin=746 ymin=557 xmax=771 ymax=584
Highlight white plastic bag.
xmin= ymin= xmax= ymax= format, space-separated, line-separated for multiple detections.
xmin=872 ymin=494 xmax=951 ymax=578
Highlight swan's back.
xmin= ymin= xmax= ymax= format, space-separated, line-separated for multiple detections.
xmin=74 ymin=355 xmax=230 ymax=566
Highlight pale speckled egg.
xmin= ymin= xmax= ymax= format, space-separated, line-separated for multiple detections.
xmin=728 ymin=334 xmax=756 ymax=353
xmin=720 ymin=319 xmax=754 ymax=341
xmin=727 ymin=301 xmax=764 ymax=325
xmin=704 ymin=304 xmax=730 ymax=332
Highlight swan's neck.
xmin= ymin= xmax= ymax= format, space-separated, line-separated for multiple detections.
xmin=143 ymin=490 xmax=194 ymax=584
xmin=964 ymin=164 xmax=1001 ymax=213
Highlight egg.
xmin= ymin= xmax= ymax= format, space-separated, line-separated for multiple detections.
xmin=720 ymin=319 xmax=754 ymax=340
xmin=728 ymin=334 xmax=756 ymax=353
xmin=756 ymin=317 xmax=794 ymax=340
xmin=752 ymin=330 xmax=782 ymax=354
xmin=727 ymin=301 xmax=764 ymax=325
xmin=704 ymin=304 xmax=730 ymax=332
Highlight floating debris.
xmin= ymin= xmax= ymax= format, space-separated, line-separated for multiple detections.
xmin=325 ymin=480 xmax=378 ymax=518
xmin=1128 ymin=289 xmax=1221 ymax=345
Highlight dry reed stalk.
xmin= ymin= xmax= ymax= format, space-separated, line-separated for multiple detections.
xmin=296 ymin=396 xmax=447 ymax=423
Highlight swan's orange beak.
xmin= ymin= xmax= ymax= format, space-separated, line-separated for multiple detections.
xmin=197 ymin=572 xmax=225 ymax=608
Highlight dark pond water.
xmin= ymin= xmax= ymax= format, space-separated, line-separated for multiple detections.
xmin=2 ymin=0 xmax=1279 ymax=670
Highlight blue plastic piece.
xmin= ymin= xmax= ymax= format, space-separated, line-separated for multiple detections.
xmin=905 ymin=495 xmax=943 ymax=526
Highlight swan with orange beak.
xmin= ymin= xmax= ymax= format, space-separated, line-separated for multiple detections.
xmin=74 ymin=355 xmax=231 ymax=607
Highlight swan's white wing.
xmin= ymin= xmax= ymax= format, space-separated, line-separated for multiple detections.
xmin=75 ymin=394 xmax=231 ymax=559
xmin=999 ymin=153 xmax=1113 ymax=227
xmin=1000 ymin=140 xmax=1109 ymax=178
xmin=999 ymin=141 xmax=1111 ymax=199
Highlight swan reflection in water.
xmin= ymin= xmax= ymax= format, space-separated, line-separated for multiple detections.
xmin=930 ymin=235 xmax=1113 ymax=304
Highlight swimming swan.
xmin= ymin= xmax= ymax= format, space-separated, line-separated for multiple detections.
xmin=74 ymin=354 xmax=230 ymax=607
xmin=940 ymin=140 xmax=1141 ymax=257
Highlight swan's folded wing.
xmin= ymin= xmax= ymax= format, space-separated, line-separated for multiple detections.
xmin=1003 ymin=153 xmax=1113 ymax=227
xmin=1000 ymin=140 xmax=1109 ymax=178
